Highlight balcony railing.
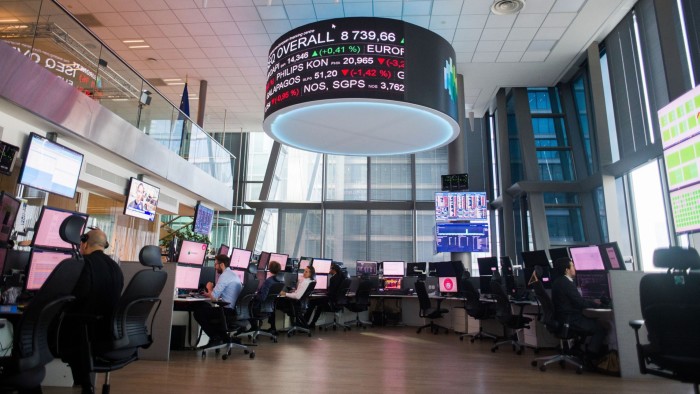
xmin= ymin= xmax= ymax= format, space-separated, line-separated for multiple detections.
xmin=0 ymin=0 xmax=234 ymax=187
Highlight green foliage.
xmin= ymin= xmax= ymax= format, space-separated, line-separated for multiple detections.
xmin=160 ymin=224 xmax=210 ymax=246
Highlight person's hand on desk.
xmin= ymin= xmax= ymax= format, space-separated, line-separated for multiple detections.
xmin=279 ymin=291 xmax=286 ymax=297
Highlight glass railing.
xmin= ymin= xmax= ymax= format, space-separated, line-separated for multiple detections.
xmin=0 ymin=0 xmax=234 ymax=187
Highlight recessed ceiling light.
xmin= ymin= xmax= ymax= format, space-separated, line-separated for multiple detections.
xmin=0 ymin=19 xmax=20 ymax=23
xmin=167 ymin=82 xmax=186 ymax=85
xmin=491 ymin=0 xmax=525 ymax=15
xmin=123 ymin=39 xmax=145 ymax=43
xmin=163 ymin=78 xmax=182 ymax=82
xmin=128 ymin=45 xmax=150 ymax=49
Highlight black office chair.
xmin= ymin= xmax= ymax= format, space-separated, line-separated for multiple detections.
xmin=530 ymin=278 xmax=585 ymax=374
xmin=415 ymin=280 xmax=449 ymax=334
xmin=202 ymin=268 xmax=258 ymax=360
xmin=490 ymin=275 xmax=531 ymax=355
xmin=344 ymin=278 xmax=373 ymax=329
xmin=630 ymin=247 xmax=700 ymax=393
xmin=319 ymin=277 xmax=352 ymax=331
xmin=458 ymin=273 xmax=497 ymax=343
xmin=78 ymin=245 xmax=167 ymax=394
xmin=247 ymin=281 xmax=285 ymax=343
xmin=282 ymin=281 xmax=316 ymax=338
xmin=0 ymin=257 xmax=83 ymax=393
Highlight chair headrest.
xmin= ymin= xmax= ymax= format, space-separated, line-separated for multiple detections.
xmin=247 ymin=263 xmax=257 ymax=274
xmin=653 ymin=247 xmax=700 ymax=270
xmin=463 ymin=271 xmax=471 ymax=279
xmin=139 ymin=245 xmax=163 ymax=269
xmin=59 ymin=214 xmax=86 ymax=247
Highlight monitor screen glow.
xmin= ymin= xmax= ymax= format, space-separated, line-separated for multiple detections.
xmin=356 ymin=261 xmax=377 ymax=276
xmin=230 ymin=248 xmax=252 ymax=269
xmin=299 ymin=258 xmax=311 ymax=270
xmin=18 ymin=133 xmax=84 ymax=199
xmin=0 ymin=248 xmax=6 ymax=275
xmin=270 ymin=253 xmax=288 ymax=270
xmin=178 ymin=240 xmax=207 ymax=265
xmin=218 ymin=244 xmax=230 ymax=257
xmin=123 ymin=178 xmax=160 ymax=221
xmin=315 ymin=274 xmax=328 ymax=290
xmin=384 ymin=277 xmax=401 ymax=290
xmin=439 ymin=276 xmax=458 ymax=293
xmin=193 ymin=203 xmax=214 ymax=235
xmin=382 ymin=261 xmax=405 ymax=276
xmin=175 ymin=265 xmax=201 ymax=290
xmin=232 ymin=269 xmax=245 ymax=283
xmin=312 ymin=258 xmax=332 ymax=274
xmin=570 ymin=246 xmax=606 ymax=271
xmin=32 ymin=206 xmax=88 ymax=250
xmin=25 ymin=250 xmax=72 ymax=291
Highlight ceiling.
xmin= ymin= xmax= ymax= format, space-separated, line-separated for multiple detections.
xmin=19 ymin=0 xmax=637 ymax=135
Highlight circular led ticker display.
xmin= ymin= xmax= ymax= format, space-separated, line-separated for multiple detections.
xmin=263 ymin=17 xmax=460 ymax=156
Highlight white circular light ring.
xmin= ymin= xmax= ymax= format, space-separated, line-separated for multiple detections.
xmin=263 ymin=98 xmax=460 ymax=156
xmin=491 ymin=0 xmax=525 ymax=15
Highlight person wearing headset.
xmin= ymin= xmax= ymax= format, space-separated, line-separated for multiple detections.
xmin=59 ymin=228 xmax=124 ymax=394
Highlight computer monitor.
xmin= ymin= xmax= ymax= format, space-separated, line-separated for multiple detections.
xmin=177 ymin=240 xmax=208 ymax=265
xmin=600 ymin=242 xmax=626 ymax=270
xmin=299 ymin=258 xmax=312 ymax=270
xmin=577 ymin=270 xmax=611 ymax=300
xmin=283 ymin=272 xmax=298 ymax=289
xmin=315 ymin=274 xmax=328 ymax=291
xmin=198 ymin=266 xmax=216 ymax=289
xmin=521 ymin=250 xmax=550 ymax=269
xmin=232 ymin=269 xmax=245 ymax=283
xmin=230 ymin=248 xmax=252 ymax=269
xmin=356 ymin=261 xmax=377 ymax=276
xmin=270 ymin=253 xmax=288 ymax=271
xmin=383 ymin=277 xmax=401 ymax=290
xmin=0 ymin=192 xmax=20 ymax=243
xmin=312 ymin=258 xmax=332 ymax=274
xmin=439 ymin=276 xmax=458 ymax=293
xmin=406 ymin=262 xmax=426 ymax=276
xmin=175 ymin=265 xmax=201 ymax=290
xmin=548 ymin=247 xmax=570 ymax=263
xmin=524 ymin=265 xmax=553 ymax=289
xmin=25 ymin=249 xmax=72 ymax=291
xmin=382 ymin=261 xmax=405 ymax=276
xmin=569 ymin=246 xmax=606 ymax=271
xmin=32 ymin=206 xmax=88 ymax=250
xmin=217 ymin=244 xmax=230 ymax=257
xmin=427 ymin=262 xmax=439 ymax=276
xmin=3 ymin=250 xmax=29 ymax=274
xmin=477 ymin=257 xmax=499 ymax=294
xmin=256 ymin=270 xmax=267 ymax=290
xmin=499 ymin=256 xmax=517 ymax=295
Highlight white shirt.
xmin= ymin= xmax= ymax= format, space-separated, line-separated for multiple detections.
xmin=286 ymin=277 xmax=312 ymax=300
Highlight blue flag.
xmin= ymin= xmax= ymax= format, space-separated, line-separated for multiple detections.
xmin=179 ymin=82 xmax=190 ymax=117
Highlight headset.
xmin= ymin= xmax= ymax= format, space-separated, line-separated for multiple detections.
xmin=80 ymin=233 xmax=109 ymax=249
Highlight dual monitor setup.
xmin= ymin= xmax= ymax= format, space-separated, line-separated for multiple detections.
xmin=355 ymin=260 xmax=465 ymax=295
xmin=0 ymin=202 xmax=88 ymax=293
xmin=476 ymin=242 xmax=626 ymax=301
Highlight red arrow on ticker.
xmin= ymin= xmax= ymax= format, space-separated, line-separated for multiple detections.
xmin=342 ymin=69 xmax=349 ymax=76
xmin=378 ymin=58 xmax=385 ymax=65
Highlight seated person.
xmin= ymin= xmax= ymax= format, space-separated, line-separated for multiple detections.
xmin=305 ymin=263 xmax=346 ymax=327
xmin=193 ymin=254 xmax=242 ymax=346
xmin=270 ymin=265 xmax=315 ymax=332
xmin=551 ymin=257 xmax=608 ymax=358
xmin=250 ymin=260 xmax=283 ymax=331
xmin=58 ymin=229 xmax=123 ymax=394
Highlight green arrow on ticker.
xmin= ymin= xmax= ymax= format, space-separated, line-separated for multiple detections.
xmin=400 ymin=38 xmax=404 ymax=44
xmin=312 ymin=51 xmax=319 ymax=57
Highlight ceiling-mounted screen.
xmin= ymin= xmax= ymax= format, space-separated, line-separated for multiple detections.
xmin=123 ymin=177 xmax=160 ymax=221
xmin=435 ymin=191 xmax=488 ymax=222
xmin=18 ymin=133 xmax=84 ymax=199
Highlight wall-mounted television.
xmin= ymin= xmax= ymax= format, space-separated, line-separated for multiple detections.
xmin=435 ymin=222 xmax=489 ymax=253
xmin=193 ymin=202 xmax=214 ymax=235
xmin=123 ymin=177 xmax=160 ymax=221
xmin=18 ymin=133 xmax=84 ymax=199
xmin=0 ymin=192 xmax=21 ymax=244
xmin=32 ymin=206 xmax=88 ymax=250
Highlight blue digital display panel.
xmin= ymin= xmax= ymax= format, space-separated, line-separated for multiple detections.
xmin=435 ymin=222 xmax=489 ymax=253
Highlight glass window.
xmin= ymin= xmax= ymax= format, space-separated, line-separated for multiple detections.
xmin=629 ymin=161 xmax=670 ymax=271
xmin=370 ymin=155 xmax=412 ymax=201
xmin=528 ymin=87 xmax=562 ymax=114
xmin=536 ymin=150 xmax=574 ymax=181
xmin=572 ymin=75 xmax=595 ymax=174
xmin=532 ymin=118 xmax=569 ymax=146
xmin=325 ymin=210 xmax=367 ymax=262
xmin=416 ymin=211 xmax=450 ymax=262
xmin=599 ymin=51 xmax=620 ymax=162
xmin=326 ymin=156 xmax=367 ymax=201
xmin=278 ymin=209 xmax=322 ymax=259
xmin=415 ymin=147 xmax=448 ymax=200
xmin=545 ymin=207 xmax=585 ymax=244
xmin=269 ymin=146 xmax=323 ymax=202
xmin=369 ymin=210 xmax=413 ymax=262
